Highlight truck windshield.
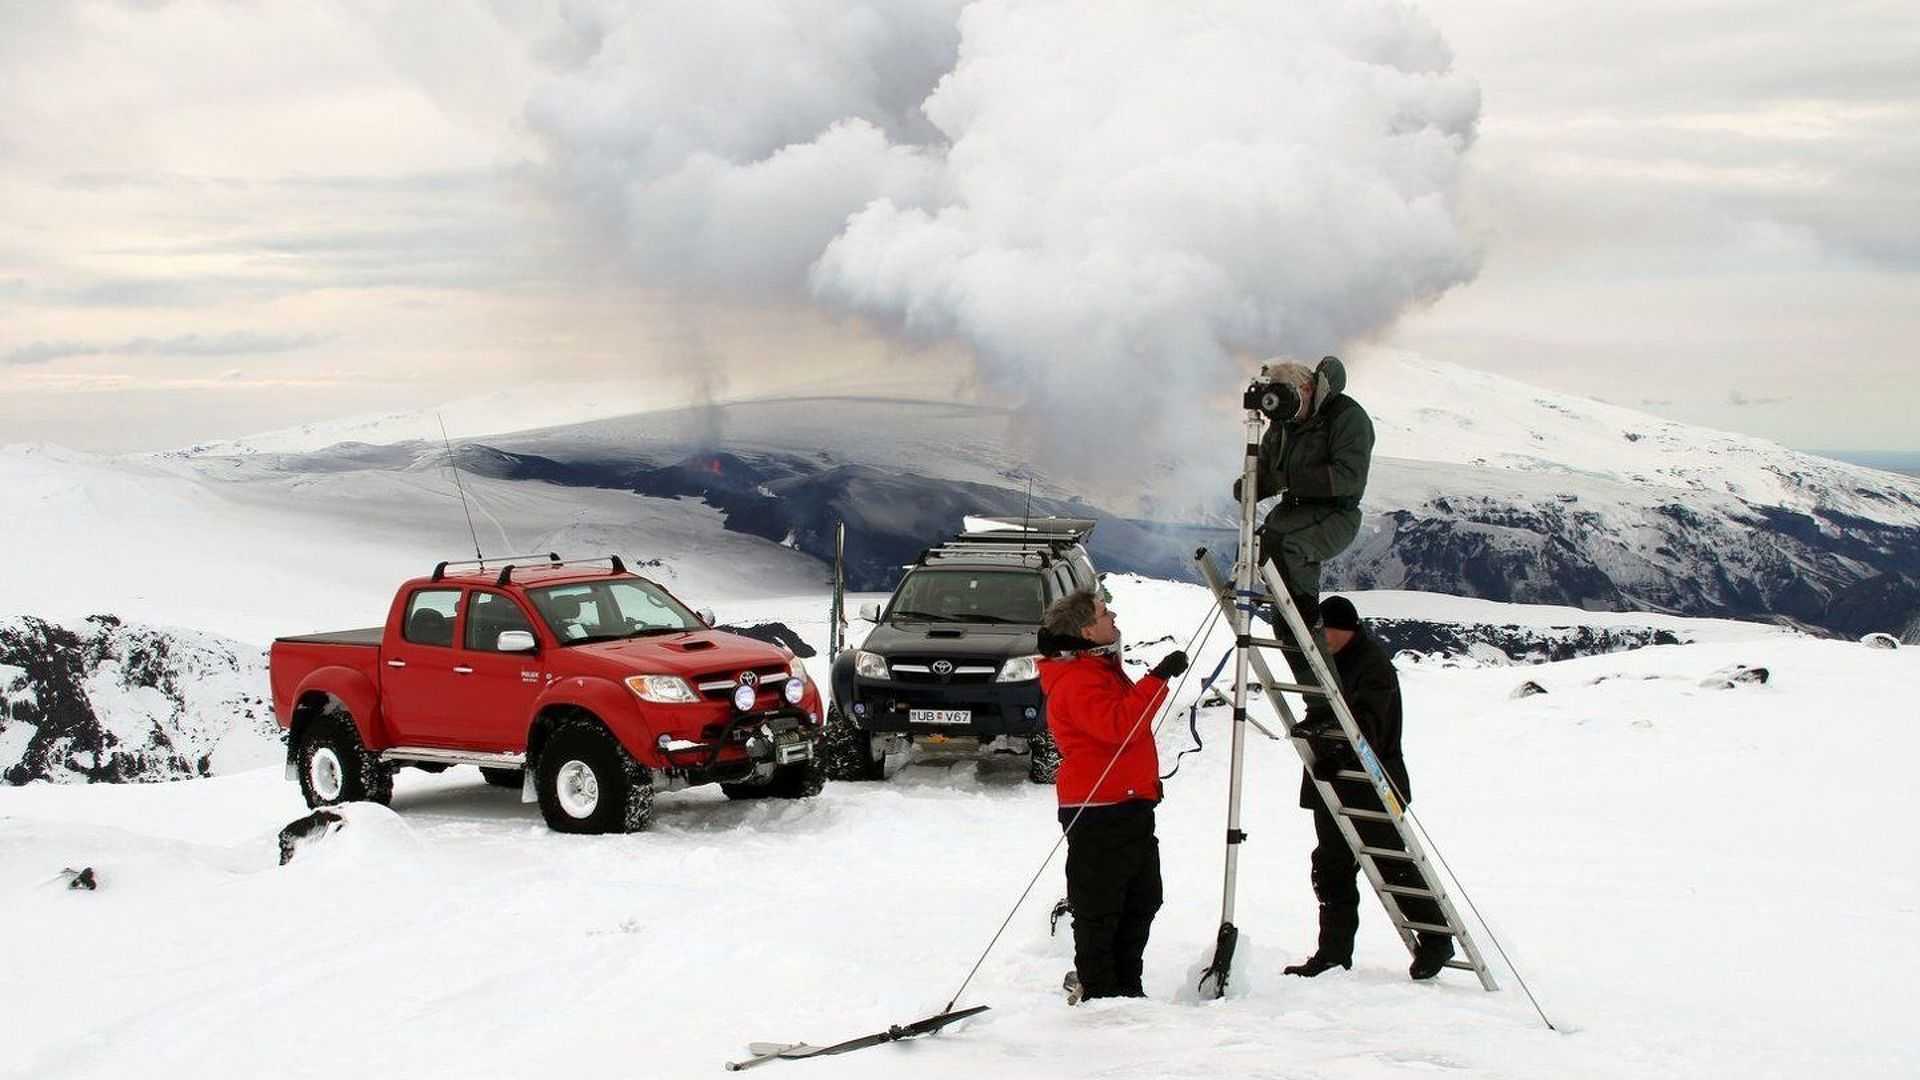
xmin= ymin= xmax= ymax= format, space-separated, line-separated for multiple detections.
xmin=888 ymin=570 xmax=1045 ymax=625
xmin=528 ymin=579 xmax=703 ymax=644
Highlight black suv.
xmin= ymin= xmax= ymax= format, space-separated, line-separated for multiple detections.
xmin=824 ymin=517 xmax=1100 ymax=784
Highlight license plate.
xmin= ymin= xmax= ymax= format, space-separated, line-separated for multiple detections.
xmin=910 ymin=708 xmax=971 ymax=726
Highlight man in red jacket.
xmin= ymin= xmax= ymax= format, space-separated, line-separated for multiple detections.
xmin=1038 ymin=589 xmax=1187 ymax=1002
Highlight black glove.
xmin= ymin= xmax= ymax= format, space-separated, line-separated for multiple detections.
xmin=1150 ymin=650 xmax=1189 ymax=680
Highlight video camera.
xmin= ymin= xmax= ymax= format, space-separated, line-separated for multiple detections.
xmin=1242 ymin=356 xmax=1337 ymax=422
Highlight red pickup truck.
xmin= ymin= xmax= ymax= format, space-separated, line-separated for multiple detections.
xmin=270 ymin=555 xmax=825 ymax=833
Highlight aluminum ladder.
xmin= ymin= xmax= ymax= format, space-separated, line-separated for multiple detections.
xmin=1194 ymin=548 xmax=1499 ymax=990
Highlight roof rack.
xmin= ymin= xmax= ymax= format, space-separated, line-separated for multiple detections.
xmin=433 ymin=553 xmax=561 ymax=581
xmin=429 ymin=553 xmax=633 ymax=585
xmin=494 ymin=554 xmax=628 ymax=586
xmin=962 ymin=514 xmax=1097 ymax=542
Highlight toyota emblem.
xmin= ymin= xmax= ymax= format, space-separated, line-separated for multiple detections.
xmin=932 ymin=660 xmax=954 ymax=676
xmin=739 ymin=670 xmax=760 ymax=687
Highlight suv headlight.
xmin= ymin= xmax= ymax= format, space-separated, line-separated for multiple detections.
xmin=853 ymin=650 xmax=889 ymax=680
xmin=996 ymin=654 xmax=1041 ymax=682
xmin=788 ymin=656 xmax=808 ymax=680
xmin=625 ymin=674 xmax=699 ymax=704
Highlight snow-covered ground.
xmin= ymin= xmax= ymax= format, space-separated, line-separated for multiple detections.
xmin=3 ymin=579 xmax=1914 ymax=1079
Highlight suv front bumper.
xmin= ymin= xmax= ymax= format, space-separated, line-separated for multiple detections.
xmin=840 ymin=678 xmax=1047 ymax=739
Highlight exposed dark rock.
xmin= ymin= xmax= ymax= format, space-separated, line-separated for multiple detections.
xmin=715 ymin=621 xmax=817 ymax=659
xmin=2 ymin=616 xmax=273 ymax=785
xmin=1363 ymin=617 xmax=1682 ymax=664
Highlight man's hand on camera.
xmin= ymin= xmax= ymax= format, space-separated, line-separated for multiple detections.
xmin=1150 ymin=650 xmax=1190 ymax=680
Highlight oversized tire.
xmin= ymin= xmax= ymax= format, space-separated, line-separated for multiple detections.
xmin=1026 ymin=725 xmax=1060 ymax=785
xmin=296 ymin=710 xmax=393 ymax=808
xmin=822 ymin=705 xmax=883 ymax=781
xmin=534 ymin=718 xmax=653 ymax=834
xmin=479 ymin=766 xmax=522 ymax=789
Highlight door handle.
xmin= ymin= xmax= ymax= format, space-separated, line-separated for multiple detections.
xmin=453 ymin=666 xmax=474 ymax=675
xmin=387 ymin=659 xmax=406 ymax=668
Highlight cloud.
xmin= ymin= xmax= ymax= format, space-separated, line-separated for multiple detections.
xmin=521 ymin=0 xmax=1482 ymax=493
xmin=3 ymin=331 xmax=327 ymax=366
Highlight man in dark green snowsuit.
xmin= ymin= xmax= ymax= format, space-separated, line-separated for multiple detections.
xmin=1236 ymin=356 xmax=1374 ymax=722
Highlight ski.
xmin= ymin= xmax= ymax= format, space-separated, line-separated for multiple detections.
xmin=725 ymin=1004 xmax=989 ymax=1071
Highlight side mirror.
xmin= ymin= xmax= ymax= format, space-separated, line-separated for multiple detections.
xmin=858 ymin=601 xmax=881 ymax=623
xmin=496 ymin=630 xmax=537 ymax=653
xmin=696 ymin=607 xmax=716 ymax=626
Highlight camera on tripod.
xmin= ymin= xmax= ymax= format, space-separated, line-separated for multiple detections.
xmin=1243 ymin=365 xmax=1300 ymax=421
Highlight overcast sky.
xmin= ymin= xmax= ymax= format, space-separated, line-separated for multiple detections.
xmin=0 ymin=1 xmax=1913 ymax=457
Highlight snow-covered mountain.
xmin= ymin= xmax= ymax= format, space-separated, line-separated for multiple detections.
xmin=134 ymin=354 xmax=1920 ymax=639
xmin=0 ymin=615 xmax=278 ymax=784
xmin=6 ymin=353 xmax=1915 ymax=650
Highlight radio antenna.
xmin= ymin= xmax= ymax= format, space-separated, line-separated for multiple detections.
xmin=1021 ymin=471 xmax=1035 ymax=552
xmin=438 ymin=413 xmax=484 ymax=565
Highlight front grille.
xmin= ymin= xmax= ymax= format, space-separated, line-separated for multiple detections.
xmin=693 ymin=663 xmax=791 ymax=703
xmin=884 ymin=655 xmax=999 ymax=684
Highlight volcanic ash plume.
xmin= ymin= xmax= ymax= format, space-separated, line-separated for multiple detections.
xmin=524 ymin=1 xmax=1481 ymax=495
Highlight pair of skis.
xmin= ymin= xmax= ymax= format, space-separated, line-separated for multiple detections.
xmin=726 ymin=1005 xmax=989 ymax=1071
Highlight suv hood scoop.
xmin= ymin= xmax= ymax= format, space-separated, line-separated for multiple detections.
xmin=660 ymin=637 xmax=718 ymax=652
xmin=926 ymin=629 xmax=966 ymax=639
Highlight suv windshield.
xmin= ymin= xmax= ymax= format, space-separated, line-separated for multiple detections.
xmin=527 ymin=579 xmax=702 ymax=645
xmin=888 ymin=570 xmax=1045 ymax=625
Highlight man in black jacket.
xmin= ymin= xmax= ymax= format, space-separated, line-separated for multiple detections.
xmin=1284 ymin=596 xmax=1455 ymax=981
xmin=1240 ymin=356 xmax=1372 ymax=627
xmin=1234 ymin=356 xmax=1374 ymax=729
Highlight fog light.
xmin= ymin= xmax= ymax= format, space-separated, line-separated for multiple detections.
xmin=656 ymin=734 xmax=672 ymax=749
xmin=783 ymin=677 xmax=805 ymax=705
xmin=1024 ymin=707 xmax=1038 ymax=720
xmin=852 ymin=702 xmax=866 ymax=716
xmin=732 ymin=683 xmax=757 ymax=712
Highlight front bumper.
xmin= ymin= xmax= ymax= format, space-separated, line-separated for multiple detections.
xmin=840 ymin=678 xmax=1047 ymax=738
xmin=656 ymin=707 xmax=819 ymax=771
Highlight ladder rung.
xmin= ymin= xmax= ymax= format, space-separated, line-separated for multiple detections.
xmin=1380 ymin=884 xmax=1435 ymax=898
xmin=1247 ymin=636 xmax=1303 ymax=652
xmin=1443 ymin=959 xmax=1476 ymax=971
xmin=1333 ymin=770 xmax=1373 ymax=783
xmin=1264 ymin=680 xmax=1331 ymax=697
xmin=1358 ymin=846 xmax=1418 ymax=861
xmin=1394 ymin=921 xmax=1457 ymax=936
xmin=1338 ymin=807 xmax=1394 ymax=822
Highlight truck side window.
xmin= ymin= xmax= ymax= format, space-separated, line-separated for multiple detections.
xmin=465 ymin=591 xmax=534 ymax=652
xmin=1049 ymin=564 xmax=1074 ymax=602
xmin=403 ymin=589 xmax=461 ymax=647
xmin=1070 ymin=555 xmax=1096 ymax=591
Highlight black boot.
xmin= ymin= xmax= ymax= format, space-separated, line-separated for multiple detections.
xmin=1283 ymin=953 xmax=1352 ymax=977
xmin=1409 ymin=934 xmax=1455 ymax=980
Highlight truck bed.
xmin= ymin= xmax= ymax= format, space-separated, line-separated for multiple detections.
xmin=276 ymin=627 xmax=383 ymax=646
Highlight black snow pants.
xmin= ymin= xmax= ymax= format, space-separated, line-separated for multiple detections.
xmin=1061 ymin=800 xmax=1163 ymax=999
xmin=1308 ymin=785 xmax=1446 ymax=962
xmin=1261 ymin=503 xmax=1361 ymax=724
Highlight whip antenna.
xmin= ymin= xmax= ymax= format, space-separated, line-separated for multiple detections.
xmin=438 ymin=413 xmax=484 ymax=565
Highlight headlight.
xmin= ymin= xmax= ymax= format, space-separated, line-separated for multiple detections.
xmin=732 ymin=683 xmax=758 ymax=712
xmin=626 ymin=675 xmax=699 ymax=704
xmin=783 ymin=677 xmax=806 ymax=705
xmin=788 ymin=655 xmax=807 ymax=680
xmin=996 ymin=654 xmax=1041 ymax=682
xmin=854 ymin=650 xmax=889 ymax=680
